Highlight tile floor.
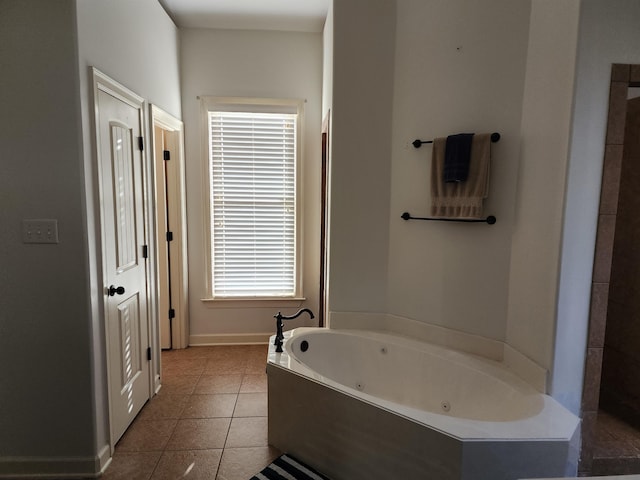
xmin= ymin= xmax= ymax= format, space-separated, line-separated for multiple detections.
xmin=592 ymin=410 xmax=640 ymax=475
xmin=102 ymin=344 xmax=281 ymax=480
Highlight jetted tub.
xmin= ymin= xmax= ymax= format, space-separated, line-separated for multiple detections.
xmin=267 ymin=328 xmax=579 ymax=480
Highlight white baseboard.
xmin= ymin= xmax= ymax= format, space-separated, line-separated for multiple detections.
xmin=189 ymin=333 xmax=271 ymax=346
xmin=0 ymin=452 xmax=107 ymax=479
xmin=96 ymin=444 xmax=111 ymax=475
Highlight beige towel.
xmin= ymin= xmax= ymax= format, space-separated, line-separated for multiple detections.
xmin=430 ymin=133 xmax=491 ymax=218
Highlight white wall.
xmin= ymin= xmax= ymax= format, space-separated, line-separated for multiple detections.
xmin=0 ymin=0 xmax=95 ymax=466
xmin=382 ymin=0 xmax=640 ymax=418
xmin=506 ymin=0 xmax=580 ymax=376
xmin=322 ymin=1 xmax=333 ymax=124
xmin=321 ymin=2 xmax=334 ymax=313
xmin=76 ymin=0 xmax=181 ymax=118
xmin=327 ymin=0 xmax=395 ymax=316
xmin=553 ymin=0 xmax=640 ymax=414
xmin=180 ymin=28 xmax=323 ymax=340
xmin=75 ymin=0 xmax=182 ymax=455
xmin=387 ymin=0 xmax=531 ymax=340
xmin=0 ymin=0 xmax=180 ymax=474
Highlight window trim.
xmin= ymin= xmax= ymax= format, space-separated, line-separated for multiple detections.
xmin=200 ymin=96 xmax=305 ymax=302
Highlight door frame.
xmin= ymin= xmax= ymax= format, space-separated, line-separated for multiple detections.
xmin=150 ymin=105 xmax=189 ymax=351
xmin=91 ymin=67 xmax=156 ymax=451
xmin=320 ymin=110 xmax=331 ymax=327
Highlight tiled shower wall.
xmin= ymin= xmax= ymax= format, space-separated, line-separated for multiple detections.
xmin=600 ymin=94 xmax=640 ymax=422
xmin=579 ymin=64 xmax=640 ymax=475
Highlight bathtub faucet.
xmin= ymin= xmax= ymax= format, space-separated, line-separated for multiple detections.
xmin=274 ymin=308 xmax=315 ymax=353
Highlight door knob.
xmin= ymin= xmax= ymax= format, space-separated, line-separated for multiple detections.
xmin=108 ymin=285 xmax=125 ymax=296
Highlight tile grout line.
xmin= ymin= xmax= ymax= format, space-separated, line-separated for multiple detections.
xmin=214 ymin=371 xmax=243 ymax=480
xmin=145 ymin=352 xmax=208 ymax=480
xmin=107 ymin=347 xmax=270 ymax=480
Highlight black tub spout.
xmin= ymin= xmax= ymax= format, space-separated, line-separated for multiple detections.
xmin=274 ymin=308 xmax=315 ymax=353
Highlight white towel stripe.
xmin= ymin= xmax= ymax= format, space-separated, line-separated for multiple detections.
xmin=280 ymin=455 xmax=325 ymax=480
xmin=255 ymin=474 xmax=270 ymax=480
xmin=270 ymin=463 xmax=299 ymax=480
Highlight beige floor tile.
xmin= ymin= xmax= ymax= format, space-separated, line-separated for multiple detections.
xmin=243 ymin=345 xmax=268 ymax=357
xmin=182 ymin=394 xmax=237 ymax=418
xmin=244 ymin=350 xmax=268 ymax=374
xmin=166 ymin=418 xmax=231 ymax=450
xmin=244 ymin=363 xmax=267 ymax=375
xmin=208 ymin=345 xmax=253 ymax=359
xmin=163 ymin=346 xmax=218 ymax=360
xmin=216 ymin=446 xmax=281 ymax=480
xmin=162 ymin=358 xmax=207 ymax=376
xmin=225 ymin=417 xmax=268 ymax=448
xmin=150 ymin=449 xmax=222 ymax=480
xmin=239 ymin=373 xmax=267 ymax=393
xmin=112 ymin=346 xmax=278 ymax=479
xmin=246 ymin=344 xmax=269 ymax=353
xmin=117 ymin=419 xmax=178 ymax=452
xmin=204 ymin=357 xmax=248 ymax=375
xmin=159 ymin=374 xmax=200 ymax=395
xmin=233 ymin=393 xmax=267 ymax=417
xmin=102 ymin=451 xmax=161 ymax=480
xmin=138 ymin=394 xmax=189 ymax=420
xmin=195 ymin=374 xmax=243 ymax=394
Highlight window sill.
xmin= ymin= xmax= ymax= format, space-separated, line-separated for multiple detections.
xmin=200 ymin=297 xmax=306 ymax=309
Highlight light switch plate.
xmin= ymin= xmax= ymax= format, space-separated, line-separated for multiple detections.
xmin=22 ymin=219 xmax=59 ymax=244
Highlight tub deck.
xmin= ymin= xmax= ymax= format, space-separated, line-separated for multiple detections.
xmin=267 ymin=328 xmax=580 ymax=480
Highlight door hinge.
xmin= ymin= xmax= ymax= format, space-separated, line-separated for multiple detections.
xmin=163 ymin=150 xmax=171 ymax=161
xmin=169 ymin=308 xmax=176 ymax=320
xmin=146 ymin=347 xmax=151 ymax=361
xmin=142 ymin=245 xmax=148 ymax=259
xmin=138 ymin=137 xmax=144 ymax=151
xmin=166 ymin=231 xmax=173 ymax=242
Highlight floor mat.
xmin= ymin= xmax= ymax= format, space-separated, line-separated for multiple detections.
xmin=250 ymin=454 xmax=331 ymax=480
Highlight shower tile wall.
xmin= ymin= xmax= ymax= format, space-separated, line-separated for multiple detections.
xmin=579 ymin=63 xmax=630 ymax=475
xmin=599 ymin=93 xmax=640 ymax=425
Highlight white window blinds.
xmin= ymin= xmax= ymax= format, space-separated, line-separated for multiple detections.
xmin=209 ymin=111 xmax=297 ymax=297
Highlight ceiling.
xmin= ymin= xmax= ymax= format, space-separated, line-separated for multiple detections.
xmin=158 ymin=0 xmax=330 ymax=33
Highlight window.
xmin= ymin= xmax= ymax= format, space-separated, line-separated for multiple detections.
xmin=202 ymin=97 xmax=303 ymax=299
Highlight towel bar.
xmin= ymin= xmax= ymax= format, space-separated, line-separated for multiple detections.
xmin=412 ymin=132 xmax=500 ymax=149
xmin=401 ymin=212 xmax=496 ymax=224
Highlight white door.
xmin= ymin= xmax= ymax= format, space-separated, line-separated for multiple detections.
xmin=154 ymin=125 xmax=172 ymax=349
xmin=151 ymin=105 xmax=189 ymax=350
xmin=94 ymin=72 xmax=151 ymax=445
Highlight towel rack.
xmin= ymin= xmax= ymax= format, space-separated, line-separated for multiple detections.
xmin=412 ymin=132 xmax=501 ymax=149
xmin=401 ymin=212 xmax=496 ymax=224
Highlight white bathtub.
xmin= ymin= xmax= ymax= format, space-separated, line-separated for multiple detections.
xmin=267 ymin=328 xmax=580 ymax=480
